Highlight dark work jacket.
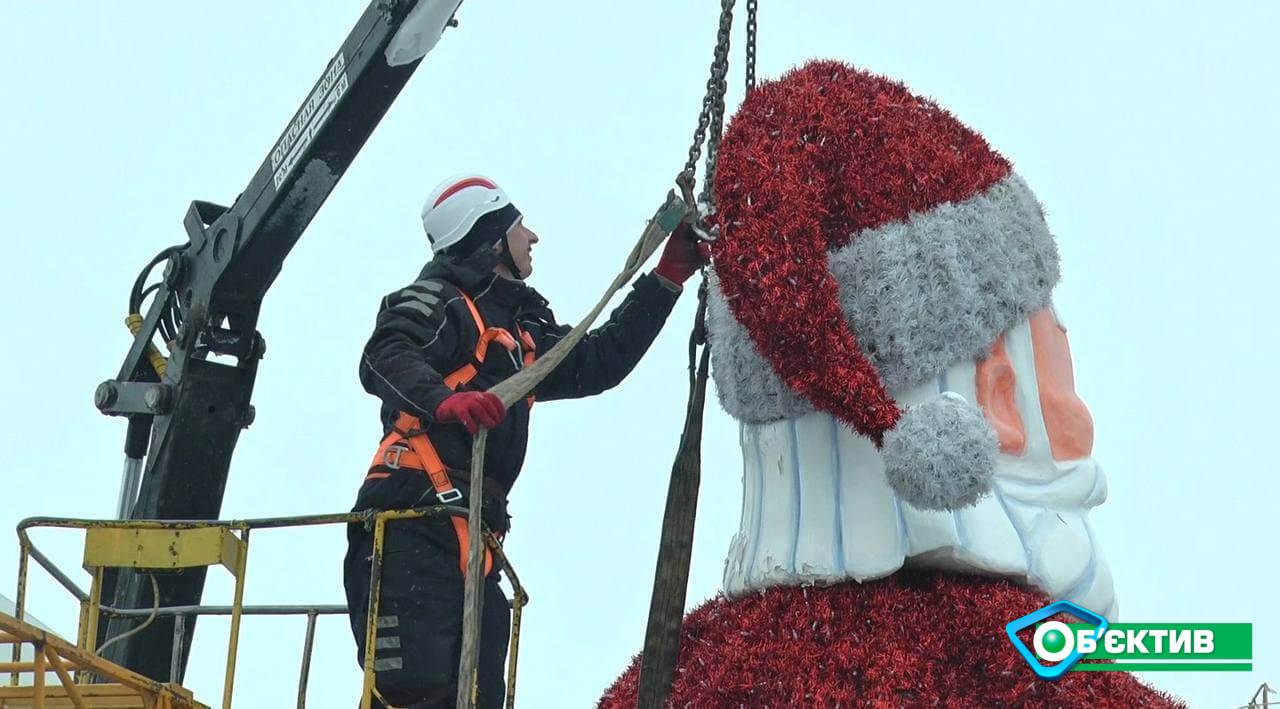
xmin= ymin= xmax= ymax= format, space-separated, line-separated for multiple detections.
xmin=358 ymin=252 xmax=682 ymax=494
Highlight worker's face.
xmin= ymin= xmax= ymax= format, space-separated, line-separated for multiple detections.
xmin=500 ymin=218 xmax=539 ymax=280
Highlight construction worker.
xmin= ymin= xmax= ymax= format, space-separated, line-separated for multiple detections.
xmin=344 ymin=175 xmax=708 ymax=707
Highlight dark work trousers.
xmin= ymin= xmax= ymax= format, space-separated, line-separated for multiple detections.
xmin=344 ymin=471 xmax=510 ymax=709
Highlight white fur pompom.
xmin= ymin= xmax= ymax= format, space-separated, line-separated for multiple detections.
xmin=882 ymin=393 xmax=997 ymax=510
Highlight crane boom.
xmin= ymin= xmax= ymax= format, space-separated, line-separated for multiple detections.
xmin=93 ymin=0 xmax=458 ymax=681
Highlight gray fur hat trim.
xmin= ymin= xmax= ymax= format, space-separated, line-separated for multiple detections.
xmin=707 ymin=172 xmax=1059 ymax=423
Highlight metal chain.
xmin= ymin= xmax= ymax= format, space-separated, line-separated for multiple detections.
xmin=746 ymin=0 xmax=758 ymax=91
xmin=699 ymin=5 xmax=735 ymax=210
xmin=680 ymin=0 xmax=736 ymax=200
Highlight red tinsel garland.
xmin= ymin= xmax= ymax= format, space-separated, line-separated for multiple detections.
xmin=600 ymin=572 xmax=1183 ymax=708
xmin=711 ymin=60 xmax=1011 ymax=442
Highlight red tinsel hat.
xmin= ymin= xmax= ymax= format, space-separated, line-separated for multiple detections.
xmin=710 ymin=60 xmax=1060 ymax=510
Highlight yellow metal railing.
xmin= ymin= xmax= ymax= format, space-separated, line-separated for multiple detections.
xmin=7 ymin=509 xmax=528 ymax=708
xmin=0 ymin=610 xmax=205 ymax=708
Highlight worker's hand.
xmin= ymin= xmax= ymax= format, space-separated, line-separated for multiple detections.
xmin=653 ymin=222 xmax=712 ymax=286
xmin=435 ymin=391 xmax=506 ymax=434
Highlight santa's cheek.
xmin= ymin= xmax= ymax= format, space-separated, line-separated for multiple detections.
xmin=975 ymin=333 xmax=1027 ymax=456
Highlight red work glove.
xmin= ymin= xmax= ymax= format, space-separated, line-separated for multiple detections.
xmin=435 ymin=391 xmax=506 ymax=434
xmin=653 ymin=223 xmax=712 ymax=286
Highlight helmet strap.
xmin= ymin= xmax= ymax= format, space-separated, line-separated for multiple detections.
xmin=498 ymin=231 xmax=523 ymax=280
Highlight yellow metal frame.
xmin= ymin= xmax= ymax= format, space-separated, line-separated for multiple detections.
xmin=0 ymin=611 xmax=206 ymax=708
xmin=8 ymin=509 xmax=527 ymax=708
xmin=82 ymin=527 xmax=245 ymax=575
xmin=73 ymin=525 xmax=248 ymax=709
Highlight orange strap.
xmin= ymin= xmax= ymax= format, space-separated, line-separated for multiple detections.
xmin=441 ymin=291 xmax=536 ymax=400
xmin=442 ymin=291 xmax=537 ymax=406
xmin=402 ymin=421 xmax=493 ymax=578
xmin=443 ymin=326 xmax=518 ymax=389
xmin=459 ymin=290 xmax=486 ymax=336
xmin=519 ymin=328 xmax=536 ymax=406
xmin=372 ymin=413 xmax=493 ymax=577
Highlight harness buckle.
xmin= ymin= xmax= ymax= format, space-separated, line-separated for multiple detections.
xmin=383 ymin=445 xmax=407 ymax=470
xmin=437 ymin=488 xmax=463 ymax=504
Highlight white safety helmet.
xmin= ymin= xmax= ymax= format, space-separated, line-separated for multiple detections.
xmin=421 ymin=174 xmax=512 ymax=254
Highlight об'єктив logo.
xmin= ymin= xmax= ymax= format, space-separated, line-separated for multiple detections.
xmin=1006 ymin=601 xmax=1253 ymax=679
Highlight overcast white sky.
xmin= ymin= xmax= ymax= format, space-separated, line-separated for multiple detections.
xmin=2 ymin=2 xmax=1277 ymax=707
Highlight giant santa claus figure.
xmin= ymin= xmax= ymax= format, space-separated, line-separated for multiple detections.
xmin=602 ymin=61 xmax=1181 ymax=707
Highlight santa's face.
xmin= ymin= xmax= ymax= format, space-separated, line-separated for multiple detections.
xmin=714 ymin=297 xmax=1116 ymax=619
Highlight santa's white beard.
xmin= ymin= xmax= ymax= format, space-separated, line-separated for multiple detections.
xmin=722 ymin=312 xmax=1118 ymax=620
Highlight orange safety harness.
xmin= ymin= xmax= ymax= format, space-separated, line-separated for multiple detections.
xmin=364 ymin=288 xmax=536 ymax=577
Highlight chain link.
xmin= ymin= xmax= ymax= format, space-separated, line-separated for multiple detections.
xmin=680 ymin=0 xmax=736 ymax=204
xmin=699 ymin=50 xmax=731 ymax=209
xmin=745 ymin=0 xmax=758 ymax=92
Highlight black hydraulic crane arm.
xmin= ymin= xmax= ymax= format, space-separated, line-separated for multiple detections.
xmin=93 ymin=0 xmax=461 ymax=682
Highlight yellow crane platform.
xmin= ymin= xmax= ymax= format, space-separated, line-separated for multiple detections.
xmin=2 ymin=509 xmax=525 ymax=708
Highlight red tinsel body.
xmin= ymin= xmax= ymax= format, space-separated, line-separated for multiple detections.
xmin=711 ymin=60 xmax=1011 ymax=442
xmin=600 ymin=572 xmax=1182 ymax=708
